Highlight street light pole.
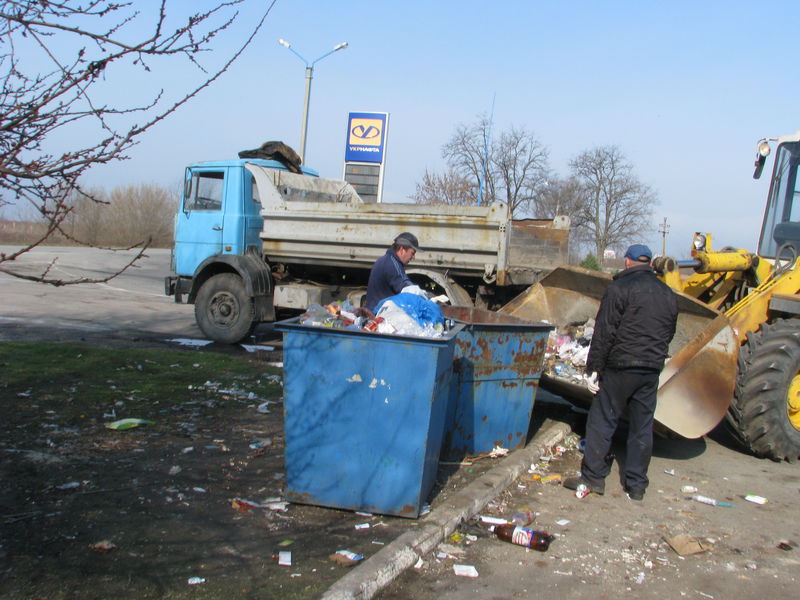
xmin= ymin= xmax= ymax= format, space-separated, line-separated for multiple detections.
xmin=278 ymin=39 xmax=348 ymax=164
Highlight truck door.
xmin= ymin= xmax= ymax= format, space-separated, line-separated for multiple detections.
xmin=174 ymin=168 xmax=227 ymax=276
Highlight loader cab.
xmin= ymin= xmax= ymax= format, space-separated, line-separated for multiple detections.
xmin=758 ymin=139 xmax=800 ymax=260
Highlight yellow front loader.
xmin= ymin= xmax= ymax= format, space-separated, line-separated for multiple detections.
xmin=503 ymin=131 xmax=800 ymax=462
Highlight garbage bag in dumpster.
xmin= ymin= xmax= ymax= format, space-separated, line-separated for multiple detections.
xmin=274 ymin=317 xmax=464 ymax=518
xmin=440 ymin=306 xmax=553 ymax=460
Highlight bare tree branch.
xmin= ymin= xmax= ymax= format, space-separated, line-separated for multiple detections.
xmin=0 ymin=0 xmax=277 ymax=284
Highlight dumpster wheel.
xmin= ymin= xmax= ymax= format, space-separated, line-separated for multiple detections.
xmin=726 ymin=319 xmax=800 ymax=462
xmin=194 ymin=273 xmax=255 ymax=344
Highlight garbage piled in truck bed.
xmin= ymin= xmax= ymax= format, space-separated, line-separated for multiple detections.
xmin=543 ymin=318 xmax=596 ymax=388
xmin=298 ymin=287 xmax=449 ymax=338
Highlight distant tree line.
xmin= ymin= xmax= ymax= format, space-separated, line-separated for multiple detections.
xmin=412 ymin=116 xmax=656 ymax=265
xmin=0 ymin=183 xmax=176 ymax=248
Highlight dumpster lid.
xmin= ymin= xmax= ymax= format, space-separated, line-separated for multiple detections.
xmin=441 ymin=306 xmax=554 ymax=330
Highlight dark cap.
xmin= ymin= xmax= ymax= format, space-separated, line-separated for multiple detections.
xmin=394 ymin=232 xmax=420 ymax=252
xmin=625 ymin=243 xmax=653 ymax=262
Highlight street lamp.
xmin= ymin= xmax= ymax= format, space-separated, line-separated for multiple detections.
xmin=278 ymin=38 xmax=348 ymax=164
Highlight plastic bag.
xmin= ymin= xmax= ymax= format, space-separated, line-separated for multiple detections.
xmin=375 ymin=293 xmax=445 ymax=338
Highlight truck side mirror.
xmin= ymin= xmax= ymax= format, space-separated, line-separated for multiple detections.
xmin=183 ymin=176 xmax=193 ymax=213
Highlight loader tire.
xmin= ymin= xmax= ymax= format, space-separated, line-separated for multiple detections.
xmin=194 ymin=273 xmax=255 ymax=344
xmin=726 ymin=319 xmax=800 ymax=462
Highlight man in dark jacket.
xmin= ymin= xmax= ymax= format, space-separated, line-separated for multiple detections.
xmin=364 ymin=232 xmax=420 ymax=312
xmin=565 ymin=244 xmax=678 ymax=501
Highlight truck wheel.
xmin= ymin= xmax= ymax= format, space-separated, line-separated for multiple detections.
xmin=726 ymin=319 xmax=800 ymax=462
xmin=194 ymin=273 xmax=255 ymax=344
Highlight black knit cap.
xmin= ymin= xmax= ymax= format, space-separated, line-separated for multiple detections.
xmin=394 ymin=232 xmax=420 ymax=252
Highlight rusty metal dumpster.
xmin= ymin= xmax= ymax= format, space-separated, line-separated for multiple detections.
xmin=440 ymin=306 xmax=553 ymax=460
xmin=274 ymin=318 xmax=464 ymax=518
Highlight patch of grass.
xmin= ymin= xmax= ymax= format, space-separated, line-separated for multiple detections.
xmin=0 ymin=342 xmax=282 ymax=427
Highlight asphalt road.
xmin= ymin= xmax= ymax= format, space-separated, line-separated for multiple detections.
xmin=0 ymin=245 xmax=201 ymax=341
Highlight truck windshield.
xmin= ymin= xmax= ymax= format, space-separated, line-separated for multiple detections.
xmin=758 ymin=141 xmax=800 ymax=259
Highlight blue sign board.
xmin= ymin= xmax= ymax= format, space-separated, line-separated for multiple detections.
xmin=345 ymin=112 xmax=388 ymax=163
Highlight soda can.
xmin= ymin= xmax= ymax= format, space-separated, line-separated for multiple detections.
xmin=575 ymin=484 xmax=590 ymax=499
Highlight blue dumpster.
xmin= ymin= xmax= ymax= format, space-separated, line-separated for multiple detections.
xmin=441 ymin=306 xmax=553 ymax=460
xmin=275 ymin=318 xmax=464 ymax=518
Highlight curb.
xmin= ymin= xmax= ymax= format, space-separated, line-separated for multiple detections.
xmin=320 ymin=418 xmax=572 ymax=600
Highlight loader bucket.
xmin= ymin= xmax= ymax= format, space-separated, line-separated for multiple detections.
xmin=499 ymin=265 xmax=739 ymax=438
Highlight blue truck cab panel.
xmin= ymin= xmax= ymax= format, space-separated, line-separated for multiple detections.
xmin=169 ymin=158 xmax=317 ymax=284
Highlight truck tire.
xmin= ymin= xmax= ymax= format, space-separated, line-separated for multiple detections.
xmin=194 ymin=273 xmax=255 ymax=344
xmin=726 ymin=319 xmax=800 ymax=462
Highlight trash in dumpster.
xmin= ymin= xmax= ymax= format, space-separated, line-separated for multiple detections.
xmin=298 ymin=294 xmax=449 ymax=339
xmin=492 ymin=523 xmax=554 ymax=551
xmin=543 ymin=320 xmax=595 ymax=383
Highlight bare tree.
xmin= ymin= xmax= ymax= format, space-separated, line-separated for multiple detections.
xmin=0 ymin=0 xmax=275 ymax=285
xmin=411 ymin=168 xmax=475 ymax=206
xmin=106 ymin=183 xmax=174 ymax=247
xmin=424 ymin=116 xmax=550 ymax=217
xmin=569 ymin=145 xmax=656 ymax=263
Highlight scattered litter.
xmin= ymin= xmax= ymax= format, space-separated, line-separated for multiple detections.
xmin=680 ymin=485 xmax=698 ymax=494
xmin=371 ymin=540 xmax=385 ymax=545
xmin=664 ymin=468 xmax=676 ymax=476
xmin=690 ymin=494 xmax=734 ymax=508
xmin=187 ymin=577 xmax=206 ymax=585
xmin=231 ymin=498 xmax=261 ymax=513
xmin=105 ymin=418 xmax=154 ymax=430
xmin=744 ymin=494 xmax=767 ymax=505
xmin=329 ymin=550 xmax=364 ymax=566
xmin=635 ymin=571 xmax=646 ymax=584
xmin=438 ymin=543 xmax=466 ymax=557
xmin=419 ymin=503 xmax=431 ymax=516
xmin=488 ymin=446 xmax=509 ymax=458
xmin=436 ymin=551 xmax=447 ymax=560
xmin=56 ymin=481 xmax=80 ymax=490
xmin=453 ymin=564 xmax=479 ymax=578
xmin=256 ymin=401 xmax=272 ymax=414
xmin=663 ymin=534 xmax=711 ymax=556
xmin=88 ymin=540 xmax=117 ymax=552
xmin=777 ymin=541 xmax=795 ymax=551
xmin=479 ymin=516 xmax=508 ymax=525
xmin=166 ymin=338 xmax=213 ymax=347
xmin=278 ymin=540 xmax=294 ymax=547
xmin=263 ymin=500 xmax=289 ymax=512
xmin=181 ymin=446 xmax=194 ymax=454
xmin=540 ymin=474 xmax=563 ymax=484
xmin=168 ymin=466 xmax=181 ymax=476
xmin=354 ymin=523 xmax=370 ymax=530
xmin=16 ymin=390 xmax=31 ymax=398
xmin=355 ymin=511 xmax=373 ymax=517
xmin=414 ymin=557 xmax=425 ymax=569
xmin=555 ymin=519 xmax=570 ymax=526
xmin=240 ymin=344 xmax=275 ymax=353
xmin=278 ymin=551 xmax=292 ymax=566
xmin=695 ymin=591 xmax=714 ymax=599
xmin=192 ymin=487 xmax=206 ymax=493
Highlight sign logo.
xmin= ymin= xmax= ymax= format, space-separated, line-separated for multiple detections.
xmin=345 ymin=112 xmax=388 ymax=164
xmin=349 ymin=119 xmax=383 ymax=146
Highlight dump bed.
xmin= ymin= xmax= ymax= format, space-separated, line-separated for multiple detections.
xmin=247 ymin=165 xmax=568 ymax=286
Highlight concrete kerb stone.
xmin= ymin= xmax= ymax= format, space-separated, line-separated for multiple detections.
xmin=319 ymin=418 xmax=572 ymax=600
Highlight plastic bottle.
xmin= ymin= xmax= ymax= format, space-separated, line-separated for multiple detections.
xmin=691 ymin=493 xmax=734 ymax=508
xmin=493 ymin=523 xmax=554 ymax=551
xmin=510 ymin=507 xmax=536 ymax=526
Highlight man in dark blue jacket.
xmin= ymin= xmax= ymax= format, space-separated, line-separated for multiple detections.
xmin=565 ymin=244 xmax=678 ymax=501
xmin=364 ymin=232 xmax=420 ymax=312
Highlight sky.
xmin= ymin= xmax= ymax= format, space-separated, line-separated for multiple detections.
xmin=22 ymin=0 xmax=800 ymax=259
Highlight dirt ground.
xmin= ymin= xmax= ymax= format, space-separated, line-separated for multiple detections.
xmin=0 ymin=324 xmax=552 ymax=600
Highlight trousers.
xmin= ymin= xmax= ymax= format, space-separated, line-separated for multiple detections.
xmin=580 ymin=368 xmax=660 ymax=493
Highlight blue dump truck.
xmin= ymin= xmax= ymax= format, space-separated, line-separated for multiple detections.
xmin=165 ymin=155 xmax=570 ymax=343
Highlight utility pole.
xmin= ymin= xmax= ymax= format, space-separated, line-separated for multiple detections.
xmin=659 ymin=217 xmax=670 ymax=257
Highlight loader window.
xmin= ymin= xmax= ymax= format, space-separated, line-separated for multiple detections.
xmin=184 ymin=171 xmax=224 ymax=212
xmin=759 ymin=142 xmax=800 ymax=258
